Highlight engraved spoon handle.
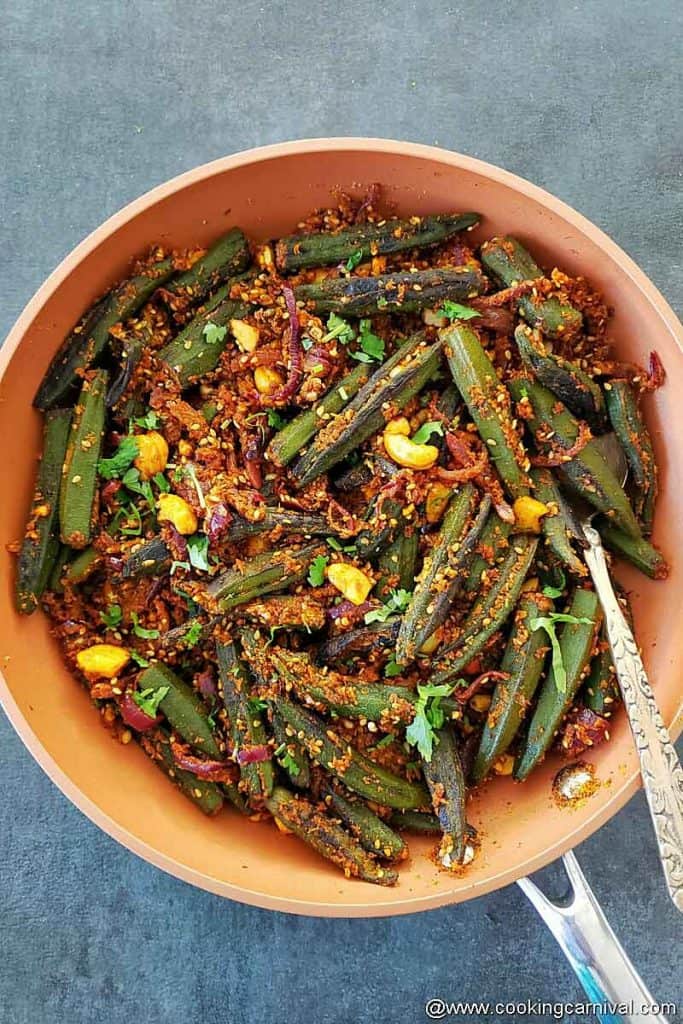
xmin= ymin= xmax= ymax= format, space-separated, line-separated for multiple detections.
xmin=583 ymin=523 xmax=683 ymax=911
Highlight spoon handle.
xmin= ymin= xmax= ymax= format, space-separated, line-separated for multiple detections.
xmin=583 ymin=524 xmax=683 ymax=911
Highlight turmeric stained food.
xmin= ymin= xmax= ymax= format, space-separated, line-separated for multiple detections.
xmin=17 ymin=191 xmax=667 ymax=885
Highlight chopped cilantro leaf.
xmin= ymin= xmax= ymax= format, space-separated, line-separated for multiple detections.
xmin=100 ymin=604 xmax=122 ymax=629
xmin=132 ymin=685 xmax=169 ymax=717
xmin=405 ymin=682 xmax=454 ymax=761
xmin=274 ymin=742 xmax=301 ymax=777
xmin=153 ymin=472 xmax=170 ymax=492
xmin=183 ymin=620 xmax=203 ymax=648
xmin=203 ymin=321 xmax=228 ymax=345
xmin=132 ymin=410 xmax=160 ymax=430
xmin=187 ymin=534 xmax=210 ymax=572
xmin=170 ymin=560 xmax=191 ymax=575
xmin=121 ymin=466 xmax=155 ymax=509
xmin=98 ymin=436 xmax=139 ymax=480
xmin=345 ymin=249 xmax=364 ymax=271
xmin=411 ymin=420 xmax=444 ymax=445
xmin=529 ymin=612 xmax=594 ymax=693
xmin=351 ymin=319 xmax=385 ymax=363
xmin=542 ymin=568 xmax=566 ymax=599
xmin=384 ymin=657 xmax=403 ymax=678
xmin=437 ymin=300 xmax=480 ymax=322
xmin=129 ymin=651 xmax=150 ymax=668
xmin=323 ymin=313 xmax=355 ymax=346
xmin=307 ymin=554 xmax=329 ymax=587
xmin=131 ymin=611 xmax=160 ymax=640
xmin=266 ymin=409 xmax=286 ymax=430
xmin=301 ymin=336 xmax=314 ymax=351
xmin=247 ymin=697 xmax=268 ymax=713
xmin=364 ymin=588 xmax=412 ymax=624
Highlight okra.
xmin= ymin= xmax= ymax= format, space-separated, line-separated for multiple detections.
xmin=396 ymin=486 xmax=488 ymax=664
xmin=16 ymin=407 xmax=72 ymax=613
xmin=355 ymin=492 xmax=406 ymax=561
xmin=105 ymin=329 xmax=147 ymax=408
xmin=34 ymin=256 xmax=174 ymax=410
xmin=431 ymin=535 xmax=539 ymax=685
xmin=317 ymin=619 xmax=401 ymax=664
xmin=59 ymin=370 xmax=108 ymax=548
xmin=583 ymin=628 xmax=620 ymax=716
xmin=276 ymin=699 xmax=430 ymax=809
xmin=463 ymin=512 xmax=512 ymax=593
xmin=514 ymin=325 xmax=606 ymax=431
xmin=240 ymin=594 xmax=326 ymax=633
xmin=216 ymin=641 xmax=274 ymax=799
xmin=597 ymin=519 xmax=669 ymax=579
xmin=480 ymin=237 xmax=583 ymax=339
xmin=295 ymin=264 xmax=487 ymax=317
xmin=604 ymin=379 xmax=657 ymax=534
xmin=530 ymin=467 xmax=587 ymax=577
xmin=47 ymin=544 xmax=71 ymax=594
xmin=510 ymin=379 xmax=641 ymax=538
xmin=121 ymin=536 xmax=173 ymax=579
xmin=224 ymin=508 xmax=331 ymax=542
xmin=422 ymin=726 xmax=468 ymax=865
xmin=324 ymin=786 xmax=406 ymax=861
xmin=267 ymin=363 xmax=371 ymax=467
xmin=292 ymin=334 xmax=441 ymax=487
xmin=377 ymin=527 xmax=419 ymax=598
xmin=157 ymin=287 xmax=250 ymax=387
xmin=265 ymin=787 xmax=397 ymax=886
xmin=163 ymin=228 xmax=251 ymax=309
xmin=272 ymin=710 xmax=310 ymax=789
xmin=442 ymin=324 xmax=530 ymax=499
xmin=64 ymin=545 xmax=102 ymax=585
xmin=137 ymin=663 xmax=221 ymax=758
xmin=205 ymin=542 xmax=325 ymax=611
xmin=389 ymin=809 xmax=442 ymax=833
xmin=275 ymin=212 xmax=480 ymax=272
xmin=143 ymin=730 xmax=224 ymax=816
xmin=514 ymin=588 xmax=603 ymax=780
xmin=471 ymin=593 xmax=552 ymax=782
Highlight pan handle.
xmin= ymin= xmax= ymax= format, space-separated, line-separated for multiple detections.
xmin=518 ymin=851 xmax=669 ymax=1023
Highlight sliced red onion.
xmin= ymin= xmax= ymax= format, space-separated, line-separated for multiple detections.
xmin=236 ymin=745 xmax=272 ymax=765
xmin=171 ymin=745 xmax=237 ymax=782
xmin=166 ymin=524 xmax=189 ymax=561
xmin=196 ymin=667 xmax=217 ymax=699
xmin=119 ymin=692 xmax=161 ymax=732
xmin=303 ymin=346 xmax=333 ymax=375
xmin=207 ymin=502 xmax=232 ymax=543
xmin=455 ymin=670 xmax=510 ymax=704
xmin=261 ymin=285 xmax=303 ymax=405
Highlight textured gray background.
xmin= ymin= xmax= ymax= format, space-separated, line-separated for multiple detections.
xmin=1 ymin=1 xmax=682 ymax=1022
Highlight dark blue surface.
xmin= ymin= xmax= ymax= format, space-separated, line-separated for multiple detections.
xmin=1 ymin=2 xmax=682 ymax=1021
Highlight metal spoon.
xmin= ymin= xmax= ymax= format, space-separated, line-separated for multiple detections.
xmin=570 ymin=434 xmax=683 ymax=911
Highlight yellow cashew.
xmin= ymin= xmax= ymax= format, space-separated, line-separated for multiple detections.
xmin=418 ymin=628 xmax=443 ymax=655
xmin=383 ymin=430 xmax=439 ymax=470
xmin=513 ymin=496 xmax=549 ymax=534
xmin=134 ymin=431 xmax=169 ymax=480
xmin=384 ymin=417 xmax=411 ymax=437
xmin=326 ymin=563 xmax=374 ymax=605
xmin=493 ymin=753 xmax=515 ymax=776
xmin=77 ymin=644 xmax=130 ymax=679
xmin=231 ymin=319 xmax=260 ymax=353
xmin=254 ymin=366 xmax=285 ymax=396
xmin=156 ymin=493 xmax=198 ymax=535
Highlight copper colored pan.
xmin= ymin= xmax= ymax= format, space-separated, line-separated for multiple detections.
xmin=1 ymin=140 xmax=682 ymax=926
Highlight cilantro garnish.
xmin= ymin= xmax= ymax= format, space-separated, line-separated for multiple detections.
xmin=323 ymin=313 xmax=355 ymax=346
xmin=364 ymin=588 xmax=412 ymax=625
xmin=274 ymin=742 xmax=301 ymax=777
xmin=384 ymin=656 xmax=403 ymax=678
xmin=345 ymin=249 xmax=364 ymax=271
xmin=187 ymin=534 xmax=210 ymax=572
xmin=121 ymin=466 xmax=155 ymax=510
xmin=247 ymin=697 xmax=268 ymax=714
xmin=98 ymin=436 xmax=139 ymax=480
xmin=301 ymin=337 xmax=314 ymax=351
xmin=437 ymin=300 xmax=480 ymax=322
xmin=153 ymin=472 xmax=170 ymax=492
xmin=170 ymin=559 xmax=191 ymax=575
xmin=132 ymin=685 xmax=169 ymax=717
xmin=129 ymin=651 xmax=150 ymax=668
xmin=266 ymin=409 xmax=286 ymax=430
xmin=411 ymin=420 xmax=444 ymax=445
xmin=100 ymin=604 xmax=122 ymax=629
xmin=351 ymin=320 xmax=385 ymax=363
xmin=130 ymin=611 xmax=160 ymax=640
xmin=530 ymin=612 xmax=594 ymax=693
xmin=203 ymin=322 xmax=228 ymax=345
xmin=183 ymin=620 xmax=203 ymax=648
xmin=132 ymin=410 xmax=160 ymax=430
xmin=542 ymin=569 xmax=567 ymax=600
xmin=405 ymin=682 xmax=455 ymax=761
xmin=307 ymin=554 xmax=329 ymax=587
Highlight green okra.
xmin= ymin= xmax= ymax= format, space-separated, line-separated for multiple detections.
xmin=514 ymin=588 xmax=603 ymax=780
xmin=163 ymin=228 xmax=251 ymax=308
xmin=137 ymin=663 xmax=221 ymax=758
xmin=146 ymin=730 xmax=224 ymax=816
xmin=463 ymin=512 xmax=512 ymax=593
xmin=216 ymin=641 xmax=274 ymax=799
xmin=388 ymin=809 xmax=442 ymax=834
xmin=377 ymin=526 xmax=419 ymax=599
xmin=422 ymin=726 xmax=468 ymax=865
xmin=510 ymin=378 xmax=641 ymax=539
xmin=324 ymin=786 xmax=406 ymax=861
xmin=265 ymin=787 xmax=398 ymax=886
xmin=514 ymin=324 xmax=606 ymax=431
xmin=597 ymin=518 xmax=668 ymax=579
xmin=59 ymin=370 xmax=108 ymax=549
xmin=276 ymin=699 xmax=430 ymax=810
xmin=47 ymin=544 xmax=71 ymax=594
xmin=442 ymin=323 xmax=530 ymax=499
xmin=583 ymin=628 xmax=620 ymax=716
xmin=295 ymin=264 xmax=487 ymax=316
xmin=396 ymin=485 xmax=487 ymax=664
xmin=471 ymin=592 xmax=552 ymax=782
xmin=316 ymin=619 xmax=401 ymax=664
xmin=16 ymin=407 xmax=72 ymax=613
xmin=604 ymin=379 xmax=658 ymax=534
xmin=34 ymin=256 xmax=175 ymax=410
xmin=480 ymin=237 xmax=583 ymax=339
xmin=292 ymin=334 xmax=441 ymax=487
xmin=355 ymin=492 xmax=406 ymax=561
xmin=224 ymin=508 xmax=332 ymax=543
xmin=275 ymin=212 xmax=480 ymax=272
xmin=205 ymin=542 xmax=326 ymax=611
xmin=121 ymin=536 xmax=173 ymax=579
xmin=272 ymin=710 xmax=310 ymax=789
xmin=530 ymin=467 xmax=587 ymax=578
xmin=157 ymin=287 xmax=250 ymax=387
xmin=431 ymin=535 xmax=539 ymax=685
xmin=64 ymin=545 xmax=102 ymax=585
xmin=267 ymin=363 xmax=371 ymax=467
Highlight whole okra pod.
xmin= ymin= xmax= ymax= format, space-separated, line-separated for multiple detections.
xmin=530 ymin=467 xmax=587 ymax=578
xmin=216 ymin=641 xmax=274 ymax=799
xmin=323 ymin=786 xmax=406 ymax=861
xmin=141 ymin=729 xmax=224 ymax=816
xmin=205 ymin=542 xmax=326 ymax=611
xmin=137 ymin=663 xmax=222 ymax=759
xmin=157 ymin=286 xmax=250 ymax=387
xmin=604 ymin=378 xmax=657 ymax=534
xmin=59 ymin=370 xmax=108 ymax=549
xmin=162 ymin=228 xmax=251 ymax=310
xmin=422 ymin=726 xmax=468 ymax=866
